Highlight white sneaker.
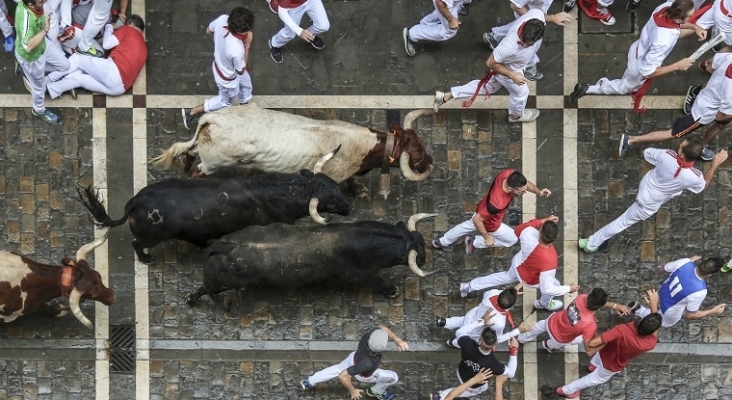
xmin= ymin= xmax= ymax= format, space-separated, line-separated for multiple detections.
xmin=535 ymin=299 xmax=564 ymax=311
xmin=459 ymin=282 xmax=470 ymax=298
xmin=509 ymin=109 xmax=540 ymax=123
xmin=434 ymin=91 xmax=445 ymax=112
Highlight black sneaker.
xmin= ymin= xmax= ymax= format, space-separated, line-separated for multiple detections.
xmin=618 ymin=133 xmax=631 ymax=157
xmin=570 ymin=83 xmax=589 ymax=104
xmin=181 ymin=108 xmax=193 ymax=129
xmin=683 ymin=85 xmax=701 ymax=115
xmin=459 ymin=3 xmax=469 ymax=15
xmin=436 ymin=317 xmax=446 ymax=327
xmin=445 ymin=339 xmax=459 ymax=349
xmin=625 ymin=0 xmax=641 ymax=12
xmin=563 ymin=0 xmax=577 ymax=12
xmin=627 ymin=301 xmax=640 ymax=313
xmin=310 ymin=36 xmax=325 ymax=50
xmin=269 ymin=39 xmax=283 ymax=64
xmin=700 ymin=146 xmax=715 ymax=161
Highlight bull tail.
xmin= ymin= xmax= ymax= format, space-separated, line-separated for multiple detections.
xmin=402 ymin=109 xmax=435 ymax=131
xmin=148 ymin=125 xmax=203 ymax=169
xmin=78 ymin=186 xmax=129 ymax=228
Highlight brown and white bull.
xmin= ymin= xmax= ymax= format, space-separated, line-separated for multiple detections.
xmin=150 ymin=103 xmax=435 ymax=197
xmin=0 ymin=233 xmax=115 ymax=328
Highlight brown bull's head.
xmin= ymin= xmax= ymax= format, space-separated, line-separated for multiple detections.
xmin=390 ymin=125 xmax=434 ymax=181
xmin=68 ymin=232 xmax=116 ymax=328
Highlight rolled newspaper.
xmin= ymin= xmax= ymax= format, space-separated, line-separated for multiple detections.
xmin=689 ymin=32 xmax=726 ymax=61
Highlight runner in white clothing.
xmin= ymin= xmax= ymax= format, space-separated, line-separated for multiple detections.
xmin=181 ymin=8 xmax=254 ymax=129
xmin=482 ymin=0 xmax=573 ymax=80
xmin=402 ymin=0 xmax=471 ymax=56
xmin=268 ymin=0 xmax=329 ymax=64
xmin=570 ymin=0 xmax=704 ymax=110
xmin=433 ymin=9 xmax=553 ymax=123
xmin=76 ymin=0 xmax=128 ymax=57
xmin=579 ymin=138 xmax=727 ymax=253
xmin=619 ymin=53 xmax=732 ymax=161
xmin=0 ymin=0 xmax=15 ymax=52
xmin=628 ymin=256 xmax=726 ymax=327
xmin=691 ymin=0 xmax=732 ymax=52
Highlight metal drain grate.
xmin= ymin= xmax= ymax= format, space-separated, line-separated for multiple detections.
xmin=110 ymin=325 xmax=136 ymax=374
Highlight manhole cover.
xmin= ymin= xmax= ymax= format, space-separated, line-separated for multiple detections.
xmin=110 ymin=325 xmax=136 ymax=374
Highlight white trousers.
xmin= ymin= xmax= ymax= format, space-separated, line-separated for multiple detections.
xmin=46 ymin=53 xmax=124 ymax=98
xmin=203 ymin=71 xmax=253 ymax=113
xmin=438 ymin=215 xmax=518 ymax=249
xmin=466 ymin=262 xmax=559 ymax=308
xmin=516 ymin=318 xmax=583 ymax=349
xmin=271 ymin=0 xmax=330 ymax=48
xmin=635 ymin=304 xmax=682 ymax=328
xmin=437 ymin=370 xmax=489 ymax=399
xmin=561 ymin=353 xmax=618 ymax=394
xmin=586 ymin=43 xmax=644 ymax=95
xmin=451 ymin=74 xmax=530 ymax=117
xmin=587 ymin=200 xmax=657 ymax=251
xmin=408 ymin=1 xmax=463 ymax=42
xmin=17 ymin=41 xmax=70 ymax=112
xmin=79 ymin=0 xmax=112 ymax=51
xmin=44 ymin=0 xmax=73 ymax=49
xmin=0 ymin=0 xmax=13 ymax=38
xmin=306 ymin=351 xmax=398 ymax=395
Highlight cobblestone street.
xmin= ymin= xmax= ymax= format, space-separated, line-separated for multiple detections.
xmin=1 ymin=0 xmax=732 ymax=399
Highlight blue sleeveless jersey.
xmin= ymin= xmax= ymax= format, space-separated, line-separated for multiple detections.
xmin=659 ymin=262 xmax=706 ymax=314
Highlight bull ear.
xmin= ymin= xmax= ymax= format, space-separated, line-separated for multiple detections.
xmin=61 ymin=257 xmax=76 ymax=267
xmin=395 ymin=221 xmax=407 ymax=230
xmin=76 ymin=259 xmax=93 ymax=274
xmin=300 ymin=169 xmax=314 ymax=177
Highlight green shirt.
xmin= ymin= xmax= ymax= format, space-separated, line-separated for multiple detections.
xmin=15 ymin=4 xmax=46 ymax=62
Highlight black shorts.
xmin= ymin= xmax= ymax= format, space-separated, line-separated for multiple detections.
xmin=671 ymin=114 xmax=702 ymax=138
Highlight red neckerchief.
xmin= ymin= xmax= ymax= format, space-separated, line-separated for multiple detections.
xmin=726 ymin=63 xmax=732 ymax=78
xmin=689 ymin=4 xmax=713 ymax=24
xmin=516 ymin=21 xmax=528 ymax=46
xmin=27 ymin=4 xmax=44 ymax=17
xmin=674 ymin=152 xmax=695 ymax=177
xmin=489 ymin=295 xmax=516 ymax=328
xmin=224 ymin=26 xmax=249 ymax=41
xmin=653 ymin=7 xmax=681 ymax=29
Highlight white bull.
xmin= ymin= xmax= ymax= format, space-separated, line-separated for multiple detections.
xmin=150 ymin=103 xmax=434 ymax=194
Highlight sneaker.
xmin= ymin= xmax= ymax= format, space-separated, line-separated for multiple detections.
xmin=618 ymin=133 xmax=631 ymax=157
xmin=310 ymin=36 xmax=325 ymax=50
xmin=625 ymin=0 xmax=641 ymax=12
xmin=22 ymin=76 xmax=31 ymax=93
xmin=366 ymin=387 xmax=394 ymax=400
xmin=700 ymin=146 xmax=715 ymax=161
xmin=563 ymin=0 xmax=577 ymax=12
xmin=267 ymin=0 xmax=279 ymax=14
xmin=627 ymin=301 xmax=640 ymax=314
xmin=465 ymin=236 xmax=475 ymax=255
xmin=402 ymin=27 xmax=416 ymax=57
xmin=431 ymin=391 xmax=441 ymax=400
xmin=75 ymin=45 xmax=104 ymax=58
xmin=541 ymin=339 xmax=558 ymax=353
xmin=436 ymin=317 xmax=447 ymax=327
xmin=15 ymin=60 xmax=23 ymax=76
xmin=432 ymin=238 xmax=455 ymax=252
xmin=578 ymin=238 xmax=597 ymax=253
xmin=4 ymin=35 xmax=14 ymax=53
xmin=433 ymin=91 xmax=445 ymax=112
xmin=597 ymin=7 xmax=616 ymax=25
xmin=459 ymin=282 xmax=470 ymax=298
xmin=683 ymin=85 xmax=701 ymax=115
xmin=721 ymin=262 xmax=731 ymax=273
xmin=445 ymin=339 xmax=459 ymax=349
xmin=32 ymin=109 xmax=60 ymax=124
xmin=459 ymin=3 xmax=469 ymax=15
xmin=524 ymin=65 xmax=544 ymax=81
xmin=570 ymin=83 xmax=589 ymax=104
xmin=699 ymin=59 xmax=711 ymax=74
xmin=300 ymin=379 xmax=314 ymax=390
xmin=69 ymin=88 xmax=77 ymax=100
xmin=508 ymin=109 xmax=540 ymax=123
xmin=181 ymin=108 xmax=193 ymax=129
xmin=556 ymin=387 xmax=580 ymax=399
xmin=587 ymin=364 xmax=597 ymax=372
xmin=482 ymin=31 xmax=500 ymax=50
xmin=536 ymin=299 xmax=564 ymax=311
xmin=269 ymin=39 xmax=283 ymax=64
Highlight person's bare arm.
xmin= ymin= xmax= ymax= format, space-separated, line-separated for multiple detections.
xmin=435 ymin=0 xmax=460 ymax=30
xmin=338 ymin=370 xmax=363 ymax=400
xmin=704 ymin=150 xmax=728 ymax=189
xmin=487 ymin=53 xmax=526 ymax=85
xmin=444 ymin=369 xmax=494 ymax=400
xmin=119 ymin=0 xmax=130 ymax=18
xmin=377 ymin=325 xmax=409 ymax=351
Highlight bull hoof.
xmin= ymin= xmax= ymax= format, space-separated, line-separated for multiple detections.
xmin=385 ymin=286 xmax=400 ymax=298
xmin=191 ymin=166 xmax=207 ymax=178
xmin=182 ymin=154 xmax=197 ymax=173
xmin=222 ymin=297 xmax=234 ymax=312
xmin=186 ymin=294 xmax=197 ymax=307
xmin=353 ymin=185 xmax=369 ymax=198
xmin=137 ymin=254 xmax=155 ymax=265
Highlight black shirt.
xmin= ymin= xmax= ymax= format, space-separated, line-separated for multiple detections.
xmin=457 ymin=336 xmax=506 ymax=387
xmin=346 ymin=327 xmax=382 ymax=378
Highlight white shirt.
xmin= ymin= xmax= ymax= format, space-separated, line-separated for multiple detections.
xmin=511 ymin=0 xmax=553 ymax=16
xmin=455 ymin=290 xmax=520 ymax=344
xmin=634 ymin=2 xmax=682 ymax=77
xmin=209 ymin=15 xmax=246 ymax=89
xmin=691 ymin=53 xmax=732 ymax=124
xmin=637 ymin=148 xmax=705 ymax=207
xmin=439 ymin=0 xmax=463 ymax=8
xmin=714 ymin=0 xmax=732 ymax=33
xmin=493 ymin=8 xmax=545 ymax=72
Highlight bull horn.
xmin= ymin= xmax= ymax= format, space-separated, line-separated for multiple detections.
xmin=399 ymin=153 xmax=433 ymax=181
xmin=402 ymin=109 xmax=434 ymax=131
xmin=75 ymin=230 xmax=109 ymax=261
xmin=408 ymin=250 xmax=427 ymax=277
xmin=407 ymin=213 xmax=438 ymax=232
xmin=309 ymin=198 xmax=328 ymax=225
xmin=69 ymin=288 xmax=93 ymax=329
xmin=313 ymin=145 xmax=342 ymax=174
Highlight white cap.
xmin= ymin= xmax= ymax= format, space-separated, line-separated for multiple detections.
xmin=368 ymin=329 xmax=388 ymax=352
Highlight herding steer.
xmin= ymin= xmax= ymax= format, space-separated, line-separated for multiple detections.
xmin=78 ymin=150 xmax=352 ymax=264
xmin=0 ymin=233 xmax=115 ymax=328
xmin=150 ymin=103 xmax=435 ymax=196
xmin=186 ymin=213 xmax=437 ymax=310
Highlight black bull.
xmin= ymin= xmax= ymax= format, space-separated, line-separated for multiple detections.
xmin=186 ymin=213 xmax=436 ymax=310
xmin=78 ymin=170 xmax=352 ymax=264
